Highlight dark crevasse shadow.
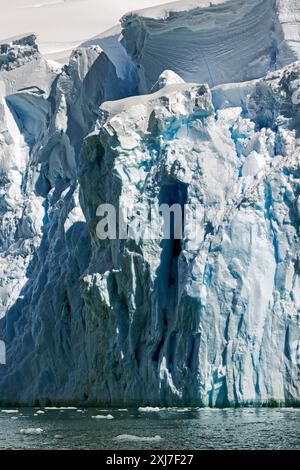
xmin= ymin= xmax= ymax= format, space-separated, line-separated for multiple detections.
xmin=151 ymin=181 xmax=187 ymax=371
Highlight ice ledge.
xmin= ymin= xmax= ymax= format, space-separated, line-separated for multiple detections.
xmin=122 ymin=0 xmax=229 ymax=21
xmin=0 ymin=34 xmax=39 ymax=72
xmin=0 ymin=34 xmax=37 ymax=47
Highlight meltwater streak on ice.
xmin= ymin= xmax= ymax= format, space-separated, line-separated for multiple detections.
xmin=0 ymin=408 xmax=299 ymax=450
xmin=0 ymin=342 xmax=5 ymax=365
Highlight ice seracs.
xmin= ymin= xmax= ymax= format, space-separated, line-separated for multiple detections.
xmin=0 ymin=34 xmax=38 ymax=71
xmin=77 ymin=66 xmax=300 ymax=406
xmin=0 ymin=0 xmax=300 ymax=408
xmin=0 ymin=54 xmax=54 ymax=321
xmin=0 ymin=34 xmax=57 ymax=97
xmin=0 ymin=35 xmax=134 ymax=403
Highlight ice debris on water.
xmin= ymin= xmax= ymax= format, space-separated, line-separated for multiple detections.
xmin=19 ymin=428 xmax=43 ymax=435
xmin=114 ymin=435 xmax=163 ymax=442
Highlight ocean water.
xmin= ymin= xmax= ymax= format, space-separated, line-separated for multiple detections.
xmin=0 ymin=407 xmax=299 ymax=450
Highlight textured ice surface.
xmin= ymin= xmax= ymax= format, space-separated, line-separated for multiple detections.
xmin=0 ymin=2 xmax=300 ymax=407
xmin=76 ymin=68 xmax=300 ymax=407
xmin=121 ymin=0 xmax=300 ymax=92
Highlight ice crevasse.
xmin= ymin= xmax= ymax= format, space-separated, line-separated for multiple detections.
xmin=0 ymin=0 xmax=299 ymax=407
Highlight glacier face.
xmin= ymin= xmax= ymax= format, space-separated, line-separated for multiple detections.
xmin=76 ymin=67 xmax=300 ymax=406
xmin=0 ymin=1 xmax=300 ymax=407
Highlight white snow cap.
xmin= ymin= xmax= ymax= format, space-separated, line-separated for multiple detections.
xmin=152 ymin=70 xmax=185 ymax=91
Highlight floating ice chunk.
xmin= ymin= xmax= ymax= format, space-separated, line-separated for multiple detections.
xmin=54 ymin=434 xmax=64 ymax=439
xmin=114 ymin=435 xmax=162 ymax=442
xmin=1 ymin=410 xmax=19 ymax=413
xmin=91 ymin=414 xmax=114 ymax=420
xmin=44 ymin=407 xmax=77 ymax=410
xmin=36 ymin=410 xmax=45 ymax=414
xmin=19 ymin=428 xmax=43 ymax=435
xmin=166 ymin=407 xmax=192 ymax=412
xmin=138 ymin=407 xmax=161 ymax=412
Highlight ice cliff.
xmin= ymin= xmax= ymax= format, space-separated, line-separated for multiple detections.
xmin=121 ymin=0 xmax=300 ymax=92
xmin=0 ymin=0 xmax=300 ymax=407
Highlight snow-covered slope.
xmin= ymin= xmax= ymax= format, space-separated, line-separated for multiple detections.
xmin=0 ymin=0 xmax=168 ymax=62
xmin=121 ymin=0 xmax=300 ymax=92
xmin=0 ymin=35 xmax=57 ymax=96
xmin=0 ymin=1 xmax=299 ymax=406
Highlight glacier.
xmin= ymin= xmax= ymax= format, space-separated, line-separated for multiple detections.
xmin=0 ymin=0 xmax=299 ymax=407
xmin=121 ymin=0 xmax=300 ymax=93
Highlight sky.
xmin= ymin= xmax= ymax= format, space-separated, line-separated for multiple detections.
xmin=0 ymin=0 xmax=167 ymax=55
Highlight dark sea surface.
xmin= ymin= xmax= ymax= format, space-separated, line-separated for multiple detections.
xmin=0 ymin=407 xmax=299 ymax=450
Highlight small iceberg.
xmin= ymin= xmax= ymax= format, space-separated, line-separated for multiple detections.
xmin=91 ymin=414 xmax=114 ymax=420
xmin=167 ymin=407 xmax=192 ymax=412
xmin=19 ymin=428 xmax=43 ymax=435
xmin=1 ymin=410 xmax=19 ymax=414
xmin=138 ymin=407 xmax=161 ymax=412
xmin=114 ymin=434 xmax=162 ymax=442
xmin=44 ymin=407 xmax=77 ymax=410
